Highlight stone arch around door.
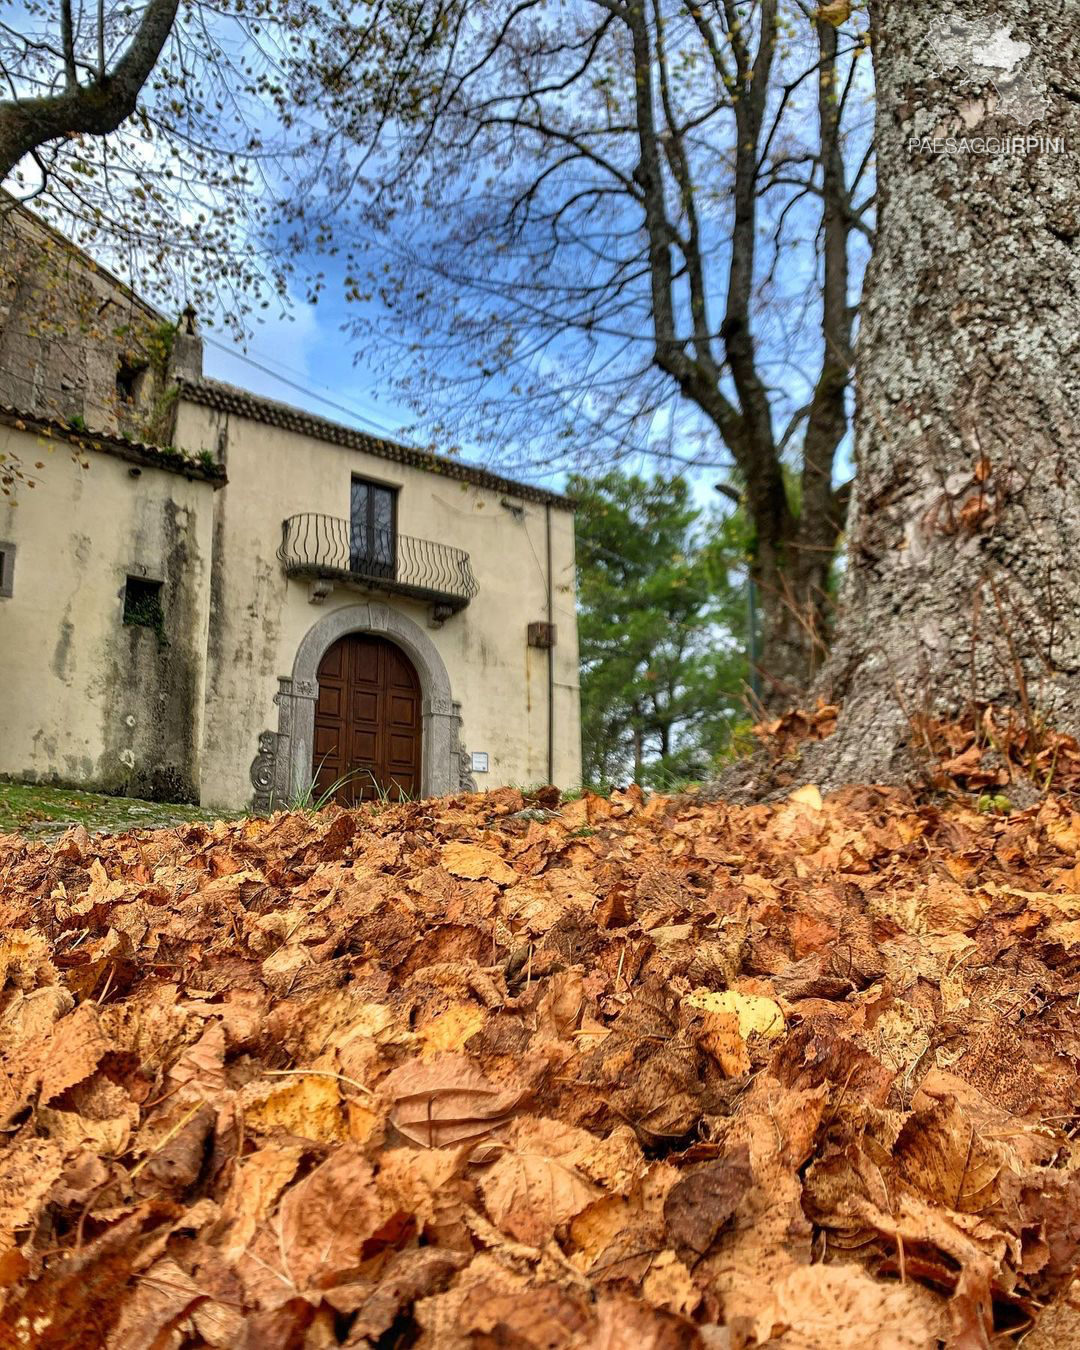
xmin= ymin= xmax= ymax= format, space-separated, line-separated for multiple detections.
xmin=249 ymin=602 xmax=474 ymax=810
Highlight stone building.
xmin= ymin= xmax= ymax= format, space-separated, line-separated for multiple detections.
xmin=0 ymin=207 xmax=581 ymax=808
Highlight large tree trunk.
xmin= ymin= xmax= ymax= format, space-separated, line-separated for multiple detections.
xmin=813 ymin=0 xmax=1080 ymax=785
xmin=756 ymin=534 xmax=831 ymax=704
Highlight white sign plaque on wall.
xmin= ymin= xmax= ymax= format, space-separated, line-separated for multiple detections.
xmin=470 ymin=751 xmax=490 ymax=774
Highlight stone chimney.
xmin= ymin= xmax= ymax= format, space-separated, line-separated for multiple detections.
xmin=169 ymin=303 xmax=203 ymax=382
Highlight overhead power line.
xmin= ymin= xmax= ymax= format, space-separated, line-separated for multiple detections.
xmin=200 ymin=333 xmax=410 ymax=443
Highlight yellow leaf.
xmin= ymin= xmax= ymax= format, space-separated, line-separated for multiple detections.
xmin=240 ymin=1073 xmax=347 ymax=1142
xmin=789 ymin=783 xmax=823 ymax=811
xmin=815 ymin=0 xmax=852 ymax=25
xmin=683 ymin=990 xmax=785 ymax=1039
xmin=416 ymin=1002 xmax=489 ymax=1056
xmin=346 ymin=1099 xmax=380 ymax=1144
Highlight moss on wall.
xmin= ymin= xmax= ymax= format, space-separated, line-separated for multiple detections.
xmin=100 ymin=498 xmax=205 ymax=803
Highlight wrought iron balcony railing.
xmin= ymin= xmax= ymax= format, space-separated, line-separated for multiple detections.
xmin=279 ymin=514 xmax=479 ymax=612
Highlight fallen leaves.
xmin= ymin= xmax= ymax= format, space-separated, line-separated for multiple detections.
xmin=0 ymin=776 xmax=1078 ymax=1345
xmin=663 ymin=1145 xmax=753 ymax=1260
xmin=442 ymin=841 xmax=520 ymax=886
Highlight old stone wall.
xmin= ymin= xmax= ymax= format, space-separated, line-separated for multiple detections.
xmin=0 ymin=204 xmax=180 ymax=442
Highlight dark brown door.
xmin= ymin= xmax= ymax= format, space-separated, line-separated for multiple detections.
xmin=312 ymin=635 xmax=422 ymax=805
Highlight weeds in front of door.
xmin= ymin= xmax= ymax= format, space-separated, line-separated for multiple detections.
xmin=273 ymin=761 xmax=415 ymax=815
xmin=363 ymin=771 xmax=417 ymax=813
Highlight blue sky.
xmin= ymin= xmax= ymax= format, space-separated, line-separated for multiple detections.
xmin=191 ymin=5 xmax=872 ymax=511
xmin=200 ymin=288 xmax=721 ymax=500
xmin=204 ymin=298 xmax=425 ymax=447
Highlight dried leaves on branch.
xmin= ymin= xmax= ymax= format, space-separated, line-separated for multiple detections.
xmin=0 ymin=771 xmax=1079 ymax=1347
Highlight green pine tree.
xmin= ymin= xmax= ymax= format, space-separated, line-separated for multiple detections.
xmin=571 ymin=471 xmax=750 ymax=790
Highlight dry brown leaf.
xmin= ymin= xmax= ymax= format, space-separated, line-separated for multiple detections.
xmin=592 ymin=1292 xmax=709 ymax=1349
xmin=276 ymin=1145 xmax=387 ymax=1285
xmin=441 ymin=842 xmax=519 ymax=886
xmin=166 ymin=1020 xmax=227 ymax=1097
xmin=337 ymin=1248 xmax=468 ymax=1342
xmin=0 ymin=983 xmax=73 ymax=1048
xmin=239 ymin=1145 xmax=388 ymax=1307
xmin=0 ymin=931 xmax=58 ymax=994
xmin=1021 ymin=1279 xmax=1080 ymax=1349
xmin=217 ymin=1142 xmax=306 ymax=1263
xmin=0 ymin=1137 xmax=65 ymax=1250
xmin=479 ymin=1116 xmax=600 ymax=1245
xmin=376 ymin=1144 xmax=470 ymax=1231
xmin=753 ymin=1263 xmax=944 ymax=1349
xmin=132 ymin=1100 xmax=216 ymax=1197
xmin=640 ymin=1249 xmax=700 ymax=1318
xmin=697 ymin=1010 xmax=752 ymax=1077
xmin=37 ymin=1101 xmax=133 ymax=1156
xmin=663 ymin=1145 xmax=753 ymax=1260
xmin=106 ymin=1258 xmax=204 ymax=1350
xmin=39 ymin=1003 xmax=112 ymax=1104
xmin=383 ymin=1053 xmax=526 ymax=1150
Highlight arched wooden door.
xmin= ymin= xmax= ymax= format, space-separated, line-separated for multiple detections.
xmin=312 ymin=635 xmax=422 ymax=805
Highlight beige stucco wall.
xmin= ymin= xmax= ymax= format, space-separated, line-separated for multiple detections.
xmin=173 ymin=399 xmax=581 ymax=808
xmin=0 ymin=424 xmax=215 ymax=799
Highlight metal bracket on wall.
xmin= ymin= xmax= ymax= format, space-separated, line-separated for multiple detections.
xmin=527 ymin=621 xmax=557 ymax=649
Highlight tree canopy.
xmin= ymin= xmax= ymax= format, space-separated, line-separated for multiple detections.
xmin=0 ymin=1 xmax=876 ymax=699
xmin=282 ymin=0 xmax=874 ymax=698
xmin=0 ymin=0 xmax=313 ymax=329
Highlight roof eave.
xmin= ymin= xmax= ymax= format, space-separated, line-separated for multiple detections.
xmin=177 ymin=378 xmax=572 ymax=511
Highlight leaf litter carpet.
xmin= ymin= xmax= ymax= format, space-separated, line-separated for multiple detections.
xmin=0 ymin=781 xmax=1078 ymax=1349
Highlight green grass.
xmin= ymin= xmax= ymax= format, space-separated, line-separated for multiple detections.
xmin=0 ymin=779 xmax=240 ymax=838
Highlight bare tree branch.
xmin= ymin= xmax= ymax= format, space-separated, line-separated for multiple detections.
xmin=0 ymin=0 xmax=180 ymax=181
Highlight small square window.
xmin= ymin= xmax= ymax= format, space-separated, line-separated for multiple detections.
xmin=0 ymin=542 xmax=14 ymax=598
xmin=123 ymin=575 xmax=164 ymax=630
xmin=116 ymin=359 xmax=147 ymax=405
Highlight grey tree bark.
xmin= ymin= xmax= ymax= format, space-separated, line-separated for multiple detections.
xmin=813 ymin=0 xmax=1080 ymax=785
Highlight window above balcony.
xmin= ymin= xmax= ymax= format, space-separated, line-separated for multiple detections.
xmin=278 ymin=513 xmax=478 ymax=615
xmin=350 ymin=477 xmax=397 ymax=580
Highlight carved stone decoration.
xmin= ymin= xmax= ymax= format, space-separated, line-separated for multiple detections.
xmin=458 ymin=748 xmax=478 ymax=794
xmin=452 ymin=700 xmax=478 ymax=792
xmin=249 ymin=731 xmax=279 ymax=812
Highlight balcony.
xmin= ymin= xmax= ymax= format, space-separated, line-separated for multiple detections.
xmin=279 ymin=514 xmax=479 ymax=613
